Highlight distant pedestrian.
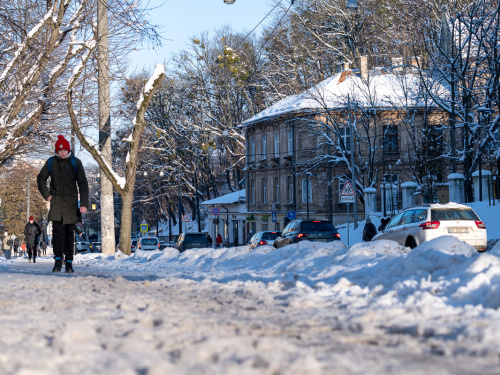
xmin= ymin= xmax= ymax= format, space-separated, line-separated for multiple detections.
xmin=1 ymin=233 xmax=7 ymax=256
xmin=362 ymin=217 xmax=377 ymax=242
xmin=41 ymin=242 xmax=47 ymax=257
xmin=246 ymin=231 xmax=253 ymax=244
xmin=24 ymin=216 xmax=41 ymax=263
xmin=378 ymin=217 xmax=390 ymax=232
xmin=21 ymin=243 xmax=26 ymax=257
xmin=37 ymin=135 xmax=89 ymax=273
xmin=216 ymin=234 xmax=223 ymax=248
xmin=207 ymin=235 xmax=213 ymax=248
xmin=13 ymin=242 xmax=18 ymax=257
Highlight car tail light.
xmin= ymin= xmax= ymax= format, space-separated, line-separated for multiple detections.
xmin=158 ymin=244 xmax=161 ymax=248
xmin=418 ymin=221 xmax=440 ymax=229
xmin=296 ymin=233 xmax=309 ymax=238
xmin=313 ymin=221 xmax=321 ymax=223
xmin=475 ymin=221 xmax=486 ymax=229
xmin=332 ymin=233 xmax=341 ymax=239
xmin=138 ymin=244 xmax=141 ymax=249
xmin=258 ymin=240 xmax=268 ymax=245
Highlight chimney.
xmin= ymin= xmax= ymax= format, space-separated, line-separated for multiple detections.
xmin=360 ymin=55 xmax=368 ymax=81
xmin=392 ymin=57 xmax=403 ymax=71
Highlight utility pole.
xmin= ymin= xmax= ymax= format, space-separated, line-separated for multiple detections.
xmin=178 ymin=167 xmax=182 ymax=235
xmin=27 ymin=178 xmax=30 ymax=221
xmin=97 ymin=0 xmax=115 ymax=253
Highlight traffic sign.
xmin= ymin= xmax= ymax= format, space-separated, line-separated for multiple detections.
xmin=212 ymin=207 xmax=220 ymax=216
xmin=272 ymin=212 xmax=277 ymax=222
xmin=182 ymin=213 xmax=191 ymax=222
xmin=340 ymin=195 xmax=355 ymax=203
xmin=340 ymin=181 xmax=356 ymax=196
xmin=287 ymin=210 xmax=296 ymax=220
xmin=140 ymin=223 xmax=148 ymax=232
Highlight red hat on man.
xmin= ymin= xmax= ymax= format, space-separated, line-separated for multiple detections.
xmin=55 ymin=135 xmax=71 ymax=152
xmin=29 ymin=216 xmax=34 ymax=221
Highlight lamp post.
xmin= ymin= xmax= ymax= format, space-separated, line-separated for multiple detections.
xmin=348 ymin=95 xmax=358 ymax=229
xmin=306 ymin=172 xmax=311 ymax=219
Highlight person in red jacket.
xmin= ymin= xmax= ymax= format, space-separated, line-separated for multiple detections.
xmin=216 ymin=234 xmax=223 ymax=248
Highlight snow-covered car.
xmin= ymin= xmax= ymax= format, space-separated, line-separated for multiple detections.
xmin=372 ymin=203 xmax=487 ymax=251
xmin=248 ymin=231 xmax=281 ymax=249
xmin=75 ymin=241 xmax=89 ymax=253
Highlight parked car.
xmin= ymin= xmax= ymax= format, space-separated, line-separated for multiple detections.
xmin=372 ymin=203 xmax=487 ymax=251
xmin=131 ymin=239 xmax=137 ymax=253
xmin=274 ymin=219 xmax=341 ymax=249
xmin=175 ymin=233 xmax=209 ymax=252
xmin=248 ymin=231 xmax=281 ymax=250
xmin=90 ymin=242 xmax=102 ymax=253
xmin=138 ymin=236 xmax=160 ymax=251
xmin=75 ymin=241 xmax=90 ymax=253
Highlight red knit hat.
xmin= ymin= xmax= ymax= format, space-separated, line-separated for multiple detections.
xmin=55 ymin=135 xmax=71 ymax=152
xmin=29 ymin=216 xmax=34 ymax=221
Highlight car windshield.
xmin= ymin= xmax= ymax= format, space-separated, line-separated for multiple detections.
xmin=262 ymin=232 xmax=280 ymax=240
xmin=184 ymin=234 xmax=207 ymax=242
xmin=141 ymin=239 xmax=158 ymax=245
xmin=431 ymin=208 xmax=479 ymax=221
xmin=132 ymin=241 xmax=137 ymax=246
xmin=300 ymin=222 xmax=335 ymax=231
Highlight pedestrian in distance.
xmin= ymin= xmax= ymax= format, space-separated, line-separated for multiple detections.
xmin=362 ymin=217 xmax=377 ymax=242
xmin=206 ymin=235 xmax=213 ymax=248
xmin=24 ymin=216 xmax=41 ymax=263
xmin=1 ymin=233 xmax=7 ymax=257
xmin=41 ymin=242 xmax=47 ymax=257
xmin=37 ymin=135 xmax=89 ymax=274
xmin=13 ymin=242 xmax=18 ymax=257
xmin=216 ymin=233 xmax=223 ymax=248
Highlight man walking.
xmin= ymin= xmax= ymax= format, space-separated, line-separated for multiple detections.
xmin=37 ymin=135 xmax=89 ymax=273
xmin=24 ymin=216 xmax=41 ymax=263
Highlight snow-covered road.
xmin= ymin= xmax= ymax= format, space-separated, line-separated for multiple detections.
xmin=1 ymin=255 xmax=499 ymax=375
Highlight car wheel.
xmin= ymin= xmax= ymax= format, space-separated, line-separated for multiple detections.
xmin=405 ymin=237 xmax=417 ymax=249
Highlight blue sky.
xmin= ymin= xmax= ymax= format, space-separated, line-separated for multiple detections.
xmin=129 ymin=0 xmax=277 ymax=72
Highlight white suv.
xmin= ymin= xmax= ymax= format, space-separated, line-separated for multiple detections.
xmin=138 ymin=236 xmax=160 ymax=251
xmin=373 ymin=203 xmax=487 ymax=251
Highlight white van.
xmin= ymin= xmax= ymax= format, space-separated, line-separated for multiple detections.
xmin=138 ymin=236 xmax=160 ymax=251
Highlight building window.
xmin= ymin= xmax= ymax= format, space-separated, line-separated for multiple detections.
xmin=262 ymin=134 xmax=267 ymax=159
xmin=338 ymin=127 xmax=351 ymax=151
xmin=262 ymin=178 xmax=267 ymax=204
xmin=274 ymin=176 xmax=279 ymax=203
xmin=249 ymin=138 xmax=255 ymax=161
xmin=274 ymin=132 xmax=280 ymax=158
xmin=287 ymin=176 xmax=293 ymax=203
xmin=301 ymin=177 xmax=312 ymax=203
xmin=287 ymin=128 xmax=293 ymax=156
xmin=251 ymin=179 xmax=255 ymax=204
xmin=383 ymin=125 xmax=398 ymax=153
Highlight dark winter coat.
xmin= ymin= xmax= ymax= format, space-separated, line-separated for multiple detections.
xmin=24 ymin=222 xmax=41 ymax=247
xmin=37 ymin=152 xmax=89 ymax=225
xmin=362 ymin=222 xmax=377 ymax=242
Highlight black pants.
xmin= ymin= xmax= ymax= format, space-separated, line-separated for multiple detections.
xmin=27 ymin=245 xmax=36 ymax=260
xmin=53 ymin=221 xmax=75 ymax=261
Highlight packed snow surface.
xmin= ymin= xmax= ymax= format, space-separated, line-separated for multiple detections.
xmin=1 ymin=201 xmax=500 ymax=374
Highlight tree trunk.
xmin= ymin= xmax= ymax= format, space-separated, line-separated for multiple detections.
xmin=118 ymin=190 xmax=134 ymax=255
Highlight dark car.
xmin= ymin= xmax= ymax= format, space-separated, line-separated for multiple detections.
xmin=273 ymin=219 xmax=340 ymax=249
xmin=175 ymin=233 xmax=210 ymax=252
xmin=90 ymin=241 xmax=102 ymax=253
xmin=248 ymin=231 xmax=281 ymax=250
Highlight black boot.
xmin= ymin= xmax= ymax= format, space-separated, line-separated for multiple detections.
xmin=65 ymin=260 xmax=74 ymax=274
xmin=33 ymin=258 xmax=36 ymax=263
xmin=52 ymin=257 xmax=63 ymax=272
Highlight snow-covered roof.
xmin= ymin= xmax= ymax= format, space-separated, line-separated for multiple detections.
xmin=242 ymin=70 xmax=449 ymax=127
xmin=201 ymin=189 xmax=245 ymax=206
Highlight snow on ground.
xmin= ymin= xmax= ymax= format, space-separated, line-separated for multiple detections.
xmin=1 ymin=201 xmax=500 ymax=374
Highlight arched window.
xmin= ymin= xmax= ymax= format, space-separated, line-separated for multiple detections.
xmin=274 ymin=176 xmax=279 ymax=203
xmin=251 ymin=179 xmax=255 ymax=204
xmin=249 ymin=138 xmax=255 ymax=161
xmin=262 ymin=134 xmax=267 ymax=159
xmin=274 ymin=132 xmax=280 ymax=158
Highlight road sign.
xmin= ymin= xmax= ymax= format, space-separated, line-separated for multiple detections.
xmin=212 ymin=207 xmax=220 ymax=216
xmin=182 ymin=213 xmax=191 ymax=222
xmin=272 ymin=212 xmax=277 ymax=222
xmin=271 ymin=202 xmax=276 ymax=212
xmin=340 ymin=181 xmax=356 ymax=196
xmin=140 ymin=223 xmax=148 ymax=232
xmin=340 ymin=195 xmax=355 ymax=203
xmin=287 ymin=210 xmax=296 ymax=220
